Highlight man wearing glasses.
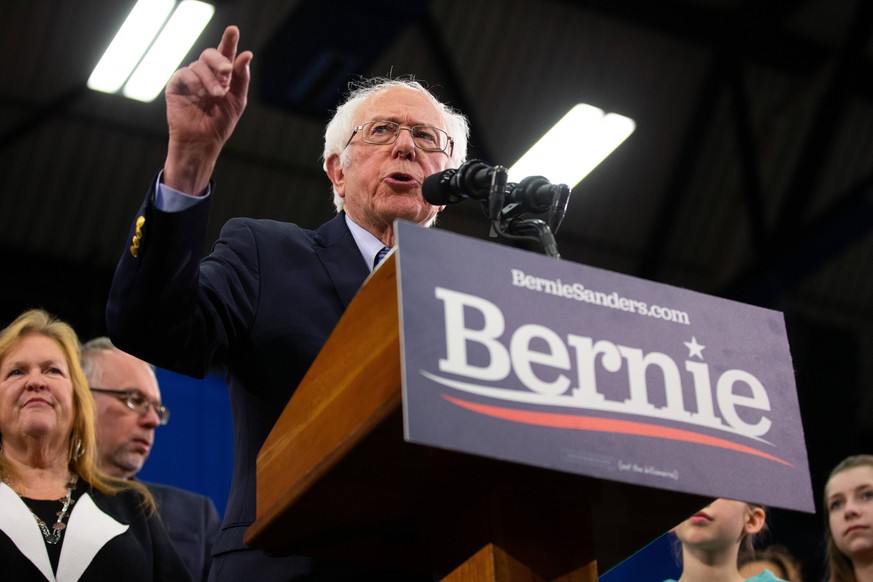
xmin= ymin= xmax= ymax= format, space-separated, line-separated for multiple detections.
xmin=106 ymin=25 xmax=469 ymax=580
xmin=81 ymin=337 xmax=221 ymax=582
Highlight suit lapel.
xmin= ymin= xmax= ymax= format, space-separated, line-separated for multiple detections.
xmin=314 ymin=213 xmax=369 ymax=307
xmin=0 ymin=482 xmax=54 ymax=581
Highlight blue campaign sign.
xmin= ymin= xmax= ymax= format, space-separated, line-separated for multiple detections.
xmin=396 ymin=220 xmax=814 ymax=513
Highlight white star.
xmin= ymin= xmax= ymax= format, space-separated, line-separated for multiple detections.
xmin=684 ymin=336 xmax=705 ymax=360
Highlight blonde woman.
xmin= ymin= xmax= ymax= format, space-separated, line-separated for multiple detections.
xmin=0 ymin=309 xmax=190 ymax=581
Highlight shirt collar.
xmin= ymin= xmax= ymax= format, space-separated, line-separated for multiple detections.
xmin=344 ymin=214 xmax=387 ymax=272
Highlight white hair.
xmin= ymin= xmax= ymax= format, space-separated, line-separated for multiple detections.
xmin=322 ymin=76 xmax=470 ymax=213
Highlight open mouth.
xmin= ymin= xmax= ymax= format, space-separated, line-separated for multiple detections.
xmin=387 ymin=172 xmax=417 ymax=185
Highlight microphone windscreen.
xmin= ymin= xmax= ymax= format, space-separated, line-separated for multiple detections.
xmin=422 ymin=168 xmax=460 ymax=205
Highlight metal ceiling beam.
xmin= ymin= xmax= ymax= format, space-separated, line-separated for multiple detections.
xmin=636 ymin=54 xmax=726 ymax=281
xmin=0 ymin=84 xmax=86 ymax=152
xmin=771 ymin=0 xmax=873 ymax=242
xmin=636 ymin=48 xmax=776 ymax=281
xmin=726 ymin=58 xmax=768 ymax=255
xmin=0 ymin=93 xmax=324 ymax=183
xmin=726 ymin=0 xmax=873 ymax=305
xmin=577 ymin=0 xmax=873 ymax=307
xmin=562 ymin=0 xmax=824 ymax=76
xmin=725 ymin=173 xmax=873 ymax=306
xmin=586 ymin=0 xmax=811 ymax=282
xmin=420 ymin=8 xmax=494 ymax=163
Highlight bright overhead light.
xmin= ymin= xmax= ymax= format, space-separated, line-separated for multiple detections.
xmin=508 ymin=104 xmax=635 ymax=188
xmin=87 ymin=0 xmax=214 ymax=103
xmin=87 ymin=0 xmax=176 ymax=94
xmin=123 ymin=1 xmax=215 ymax=102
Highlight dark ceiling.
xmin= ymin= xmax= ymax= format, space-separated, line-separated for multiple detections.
xmin=2 ymin=0 xmax=872 ymax=576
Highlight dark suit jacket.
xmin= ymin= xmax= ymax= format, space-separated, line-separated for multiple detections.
xmin=145 ymin=481 xmax=221 ymax=582
xmin=106 ymin=184 xmax=373 ymax=577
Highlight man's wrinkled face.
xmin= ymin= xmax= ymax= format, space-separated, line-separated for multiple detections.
xmin=90 ymin=349 xmax=162 ymax=479
xmin=327 ymin=86 xmax=450 ymax=234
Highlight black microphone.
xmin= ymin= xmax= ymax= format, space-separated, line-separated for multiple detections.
xmin=504 ymin=176 xmax=567 ymax=214
xmin=422 ymin=159 xmax=497 ymax=205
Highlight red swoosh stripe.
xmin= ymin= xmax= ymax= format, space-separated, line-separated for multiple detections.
xmin=442 ymin=394 xmax=792 ymax=467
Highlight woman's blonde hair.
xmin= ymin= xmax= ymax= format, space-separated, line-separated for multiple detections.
xmin=0 ymin=308 xmax=154 ymax=511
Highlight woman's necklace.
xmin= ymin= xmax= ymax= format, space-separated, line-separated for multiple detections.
xmin=21 ymin=475 xmax=78 ymax=545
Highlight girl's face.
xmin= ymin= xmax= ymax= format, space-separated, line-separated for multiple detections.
xmin=673 ymin=498 xmax=762 ymax=552
xmin=826 ymin=465 xmax=873 ymax=563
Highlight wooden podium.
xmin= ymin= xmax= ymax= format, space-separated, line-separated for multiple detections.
xmin=244 ymin=253 xmax=709 ymax=580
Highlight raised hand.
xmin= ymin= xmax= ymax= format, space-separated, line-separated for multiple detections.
xmin=163 ymin=25 xmax=253 ymax=195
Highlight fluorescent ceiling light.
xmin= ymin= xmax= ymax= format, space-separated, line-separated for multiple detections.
xmin=87 ymin=0 xmax=176 ymax=94
xmin=87 ymin=0 xmax=214 ymax=103
xmin=123 ymin=1 xmax=215 ymax=102
xmin=508 ymin=104 xmax=636 ymax=188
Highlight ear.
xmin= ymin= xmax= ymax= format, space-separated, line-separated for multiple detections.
xmin=744 ymin=505 xmax=766 ymax=536
xmin=325 ymin=154 xmax=346 ymax=198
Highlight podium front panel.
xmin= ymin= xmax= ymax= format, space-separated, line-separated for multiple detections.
xmin=396 ymin=220 xmax=814 ymax=513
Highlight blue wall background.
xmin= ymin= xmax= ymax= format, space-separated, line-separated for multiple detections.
xmin=600 ymin=532 xmax=681 ymax=581
xmin=136 ymin=368 xmax=234 ymax=517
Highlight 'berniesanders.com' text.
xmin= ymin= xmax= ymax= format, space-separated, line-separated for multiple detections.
xmin=511 ymin=269 xmax=691 ymax=325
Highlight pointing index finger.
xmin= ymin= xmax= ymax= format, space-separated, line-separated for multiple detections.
xmin=217 ymin=25 xmax=240 ymax=62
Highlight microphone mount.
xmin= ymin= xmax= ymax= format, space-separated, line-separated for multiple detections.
xmin=422 ymin=159 xmax=571 ymax=258
xmin=445 ymin=161 xmax=569 ymax=258
xmin=477 ymin=165 xmax=564 ymax=259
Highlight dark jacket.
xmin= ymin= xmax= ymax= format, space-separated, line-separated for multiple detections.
xmin=106 ymin=184 xmax=370 ymax=578
xmin=145 ymin=481 xmax=220 ymax=582
xmin=0 ymin=481 xmax=191 ymax=581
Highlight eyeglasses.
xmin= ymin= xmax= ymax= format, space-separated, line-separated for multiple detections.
xmin=345 ymin=120 xmax=454 ymax=156
xmin=90 ymin=388 xmax=170 ymax=425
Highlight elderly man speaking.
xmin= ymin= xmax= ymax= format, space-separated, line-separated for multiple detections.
xmin=106 ymin=25 xmax=469 ymax=581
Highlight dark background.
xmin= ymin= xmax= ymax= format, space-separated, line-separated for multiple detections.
xmin=3 ymin=1 xmax=873 ymax=579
